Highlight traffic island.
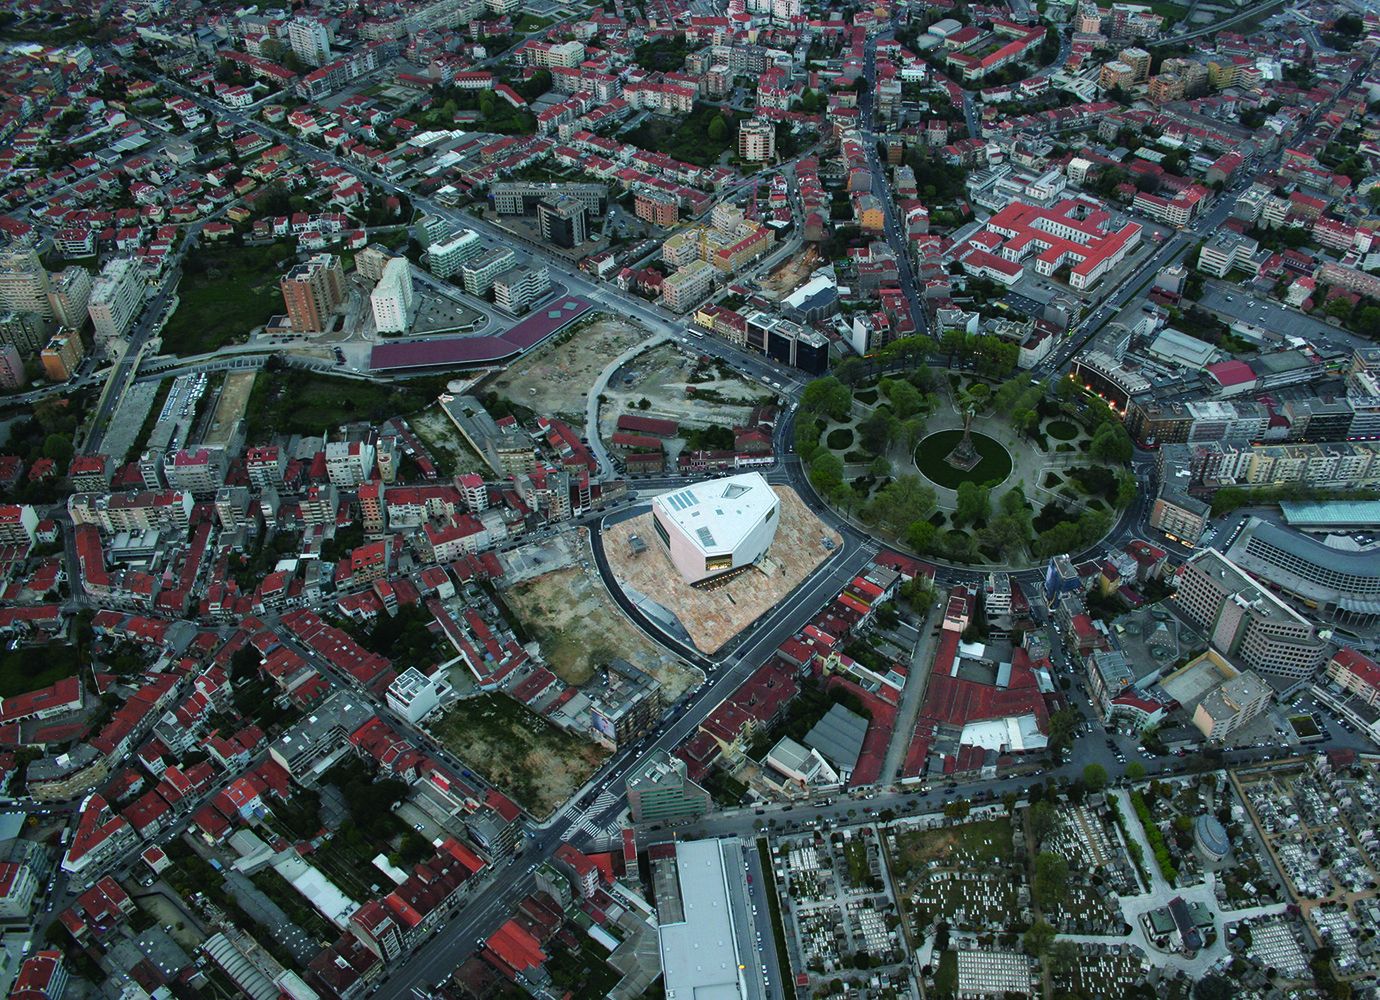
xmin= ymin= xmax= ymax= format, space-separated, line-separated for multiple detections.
xmin=915 ymin=430 xmax=1014 ymax=490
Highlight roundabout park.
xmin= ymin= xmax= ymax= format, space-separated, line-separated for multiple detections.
xmin=795 ymin=368 xmax=1138 ymax=569
xmin=915 ymin=429 xmax=1014 ymax=490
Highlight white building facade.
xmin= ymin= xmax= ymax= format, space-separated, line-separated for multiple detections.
xmin=370 ymin=257 xmax=415 ymax=333
xmin=87 ymin=257 xmax=144 ymax=348
xmin=651 ymin=472 xmax=779 ymax=584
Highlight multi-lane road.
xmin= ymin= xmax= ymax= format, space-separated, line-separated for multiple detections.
xmin=55 ymin=41 xmax=1375 ymax=1000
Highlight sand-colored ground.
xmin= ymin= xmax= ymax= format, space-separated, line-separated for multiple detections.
xmin=598 ymin=344 xmax=774 ymax=466
xmin=758 ymin=246 xmax=822 ymax=300
xmin=503 ymin=533 xmax=703 ymax=700
xmin=204 ymin=372 xmax=256 ymax=449
xmin=493 ymin=315 xmax=651 ymax=419
xmin=602 ymin=484 xmax=841 ymax=653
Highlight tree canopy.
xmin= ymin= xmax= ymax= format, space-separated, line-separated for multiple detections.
xmin=1023 ymin=920 xmax=1057 ymax=956
xmin=1034 ymin=853 xmax=1070 ymax=907
xmin=800 ymin=377 xmax=852 ymax=421
xmin=864 ymin=475 xmax=937 ymax=531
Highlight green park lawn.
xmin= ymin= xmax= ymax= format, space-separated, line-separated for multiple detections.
xmin=915 ymin=430 xmax=1013 ymax=490
xmin=163 ymin=247 xmax=288 ymax=355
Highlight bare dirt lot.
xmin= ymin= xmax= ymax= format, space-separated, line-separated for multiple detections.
xmin=598 ymin=345 xmax=774 ymax=463
xmin=493 ymin=314 xmax=652 ymax=420
xmin=431 ymin=693 xmax=607 ymax=819
xmin=503 ymin=533 xmax=702 ymax=701
xmin=409 ymin=402 xmax=490 ymax=477
xmin=602 ymin=484 xmax=840 ymax=653
xmin=757 ymin=246 xmax=822 ymax=300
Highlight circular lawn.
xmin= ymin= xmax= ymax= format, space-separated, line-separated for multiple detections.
xmin=915 ymin=430 xmax=1014 ymax=490
xmin=1046 ymin=420 xmax=1080 ymax=441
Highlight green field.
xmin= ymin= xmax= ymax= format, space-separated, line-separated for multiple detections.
xmin=163 ymin=246 xmax=288 ymax=355
xmin=826 ymin=427 xmax=854 ymax=450
xmin=512 ymin=13 xmax=555 ymax=31
xmin=1046 ymin=419 xmax=1079 ymax=441
xmin=243 ymin=369 xmax=443 ymax=441
xmin=1289 ymin=715 xmax=1321 ymax=739
xmin=934 ymin=950 xmax=958 ymax=993
xmin=915 ymin=430 xmax=1013 ymax=489
xmin=893 ymin=816 xmax=1016 ymax=874
xmin=0 ymin=644 xmax=80 ymax=699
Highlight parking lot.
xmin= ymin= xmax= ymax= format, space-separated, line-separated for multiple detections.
xmin=1197 ymin=282 xmax=1341 ymax=344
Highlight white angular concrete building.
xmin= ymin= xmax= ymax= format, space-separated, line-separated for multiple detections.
xmin=651 ymin=472 xmax=779 ymax=585
xmin=370 ymin=257 xmax=414 ymax=333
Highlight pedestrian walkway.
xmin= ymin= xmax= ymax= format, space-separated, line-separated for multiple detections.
xmin=1094 ymin=790 xmax=1289 ymax=976
xmin=570 ymin=789 xmax=623 ymax=842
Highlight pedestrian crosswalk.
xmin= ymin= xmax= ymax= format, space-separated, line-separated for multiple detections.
xmin=569 ymin=789 xmax=623 ymax=843
xmin=570 ymin=814 xmax=623 ymax=843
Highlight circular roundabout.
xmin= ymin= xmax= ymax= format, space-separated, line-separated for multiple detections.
xmin=915 ymin=430 xmax=1014 ymax=490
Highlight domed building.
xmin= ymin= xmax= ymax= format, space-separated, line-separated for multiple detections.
xmin=1195 ymin=814 xmax=1231 ymax=863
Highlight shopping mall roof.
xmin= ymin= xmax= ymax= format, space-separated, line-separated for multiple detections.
xmin=1279 ymin=500 xmax=1380 ymax=530
xmin=658 ymin=840 xmax=747 ymax=1000
xmin=369 ymin=295 xmax=591 ymax=371
xmin=1147 ymin=328 xmax=1217 ymax=368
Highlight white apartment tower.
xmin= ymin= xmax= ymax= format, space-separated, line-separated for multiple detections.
xmin=48 ymin=266 xmax=93 ymax=330
xmin=492 ymin=264 xmax=550 ymax=314
xmin=738 ymin=119 xmax=776 ymax=162
xmin=427 ymin=231 xmax=484 ymax=279
xmin=0 ymin=247 xmax=54 ymax=319
xmin=370 ymin=257 xmax=415 ymax=333
xmin=87 ymin=257 xmax=144 ymax=347
xmin=288 ymin=16 xmax=332 ymax=66
xmin=325 ymin=440 xmax=375 ymax=487
xmin=462 ymin=247 xmax=517 ymax=297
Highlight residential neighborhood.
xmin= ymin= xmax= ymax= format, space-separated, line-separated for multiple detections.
xmin=1 ymin=0 xmax=1380 ymax=997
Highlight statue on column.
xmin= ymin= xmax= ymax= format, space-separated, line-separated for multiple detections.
xmin=945 ymin=401 xmax=981 ymax=472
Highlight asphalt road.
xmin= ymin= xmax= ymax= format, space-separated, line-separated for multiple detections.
xmin=72 ymin=45 xmax=1375 ymax=1000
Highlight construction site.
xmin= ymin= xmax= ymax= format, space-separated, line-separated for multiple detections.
xmin=756 ymin=246 xmax=821 ymax=300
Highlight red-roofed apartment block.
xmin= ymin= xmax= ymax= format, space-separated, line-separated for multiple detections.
xmin=8 ymin=951 xmax=67 ymax=1000
xmin=349 ymin=838 xmax=487 ymax=960
xmin=1325 ymin=647 xmax=1380 ymax=706
xmin=0 ymin=676 xmax=82 ymax=724
xmin=483 ymin=919 xmax=547 ymax=980
xmin=553 ymin=844 xmax=602 ymax=898
xmin=954 ymin=198 xmax=1142 ymax=291
xmin=62 ymin=796 xmax=136 ymax=875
